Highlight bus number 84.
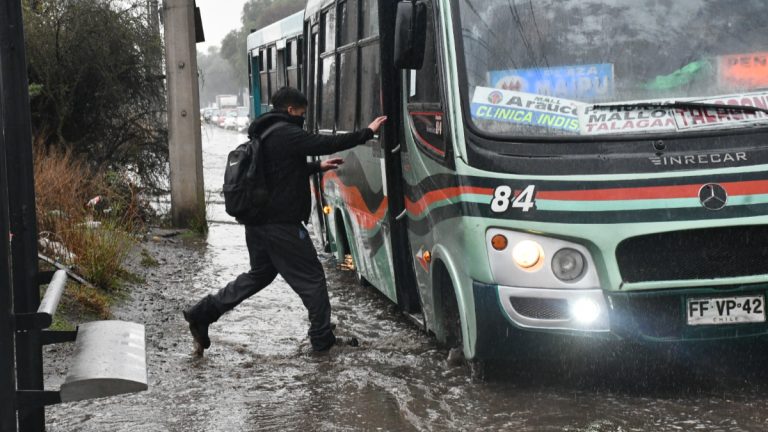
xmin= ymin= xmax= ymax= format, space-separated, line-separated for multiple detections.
xmin=490 ymin=185 xmax=536 ymax=213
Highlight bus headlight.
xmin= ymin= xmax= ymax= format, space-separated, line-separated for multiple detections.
xmin=512 ymin=240 xmax=544 ymax=270
xmin=486 ymin=228 xmax=600 ymax=290
xmin=571 ymin=298 xmax=601 ymax=324
xmin=552 ymin=248 xmax=586 ymax=282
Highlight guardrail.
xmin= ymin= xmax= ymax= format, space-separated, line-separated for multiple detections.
xmin=12 ymin=263 xmax=148 ymax=411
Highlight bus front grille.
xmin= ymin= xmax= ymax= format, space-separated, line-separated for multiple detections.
xmin=509 ymin=297 xmax=570 ymax=320
xmin=616 ymin=225 xmax=768 ymax=283
xmin=608 ymin=294 xmax=683 ymax=339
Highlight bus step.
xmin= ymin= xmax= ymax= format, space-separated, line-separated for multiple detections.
xmin=403 ymin=312 xmax=425 ymax=331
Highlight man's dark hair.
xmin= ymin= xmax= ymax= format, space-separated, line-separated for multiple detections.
xmin=271 ymin=87 xmax=308 ymax=111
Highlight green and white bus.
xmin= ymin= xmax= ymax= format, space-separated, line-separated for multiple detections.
xmin=252 ymin=0 xmax=768 ymax=360
xmin=247 ymin=10 xmax=304 ymax=118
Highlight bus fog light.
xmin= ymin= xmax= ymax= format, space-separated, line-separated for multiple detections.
xmin=512 ymin=240 xmax=544 ymax=270
xmin=571 ymin=298 xmax=600 ymax=324
xmin=552 ymin=248 xmax=586 ymax=282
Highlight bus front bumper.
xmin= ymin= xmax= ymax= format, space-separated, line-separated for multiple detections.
xmin=473 ymin=281 xmax=768 ymax=356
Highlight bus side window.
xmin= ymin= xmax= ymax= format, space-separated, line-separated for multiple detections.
xmin=287 ymin=38 xmax=300 ymax=90
xmin=358 ymin=0 xmax=381 ymax=137
xmin=296 ymin=37 xmax=304 ymax=92
xmin=407 ymin=1 xmax=446 ymax=159
xmin=259 ymin=49 xmax=269 ymax=105
xmin=337 ymin=0 xmax=358 ymax=132
xmin=268 ymin=45 xmax=277 ymax=95
xmin=318 ymin=8 xmax=337 ymax=131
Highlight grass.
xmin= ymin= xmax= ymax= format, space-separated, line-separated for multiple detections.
xmin=34 ymin=143 xmax=148 ymax=319
xmin=140 ymin=248 xmax=159 ymax=267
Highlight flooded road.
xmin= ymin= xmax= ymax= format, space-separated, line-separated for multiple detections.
xmin=45 ymin=126 xmax=768 ymax=431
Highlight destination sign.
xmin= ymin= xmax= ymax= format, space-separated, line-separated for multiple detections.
xmin=471 ymin=87 xmax=581 ymax=132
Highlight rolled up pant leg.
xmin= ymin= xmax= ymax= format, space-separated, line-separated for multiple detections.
xmin=266 ymin=224 xmax=336 ymax=351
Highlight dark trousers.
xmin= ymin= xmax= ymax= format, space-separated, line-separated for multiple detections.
xmin=187 ymin=223 xmax=335 ymax=351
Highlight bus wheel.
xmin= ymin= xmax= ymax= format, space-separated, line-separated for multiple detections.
xmin=436 ymin=264 xmax=488 ymax=380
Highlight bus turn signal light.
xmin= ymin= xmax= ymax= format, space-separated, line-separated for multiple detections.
xmin=323 ymin=205 xmax=332 ymax=215
xmin=491 ymin=234 xmax=508 ymax=251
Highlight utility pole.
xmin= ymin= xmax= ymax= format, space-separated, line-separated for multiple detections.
xmin=163 ymin=0 xmax=205 ymax=228
xmin=0 ymin=0 xmax=43 ymax=430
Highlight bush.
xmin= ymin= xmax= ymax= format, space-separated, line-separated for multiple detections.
xmin=35 ymin=144 xmax=143 ymax=292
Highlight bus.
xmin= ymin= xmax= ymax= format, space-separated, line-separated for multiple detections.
xmin=251 ymin=0 xmax=768 ymax=363
xmin=246 ymin=10 xmax=304 ymax=118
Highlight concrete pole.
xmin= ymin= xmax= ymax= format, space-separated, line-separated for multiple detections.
xmin=163 ymin=0 xmax=205 ymax=228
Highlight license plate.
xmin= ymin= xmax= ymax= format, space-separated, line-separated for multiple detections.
xmin=687 ymin=295 xmax=766 ymax=326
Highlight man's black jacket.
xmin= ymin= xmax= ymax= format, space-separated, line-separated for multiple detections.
xmin=238 ymin=111 xmax=374 ymax=225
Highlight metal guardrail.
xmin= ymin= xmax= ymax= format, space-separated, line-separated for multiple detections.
xmin=10 ymin=257 xmax=149 ymax=416
xmin=60 ymin=321 xmax=148 ymax=403
xmin=37 ymin=270 xmax=67 ymax=318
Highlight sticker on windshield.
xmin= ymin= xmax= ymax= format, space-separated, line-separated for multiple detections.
xmin=489 ymin=64 xmax=614 ymax=100
xmin=580 ymin=104 xmax=677 ymax=135
xmin=673 ymin=91 xmax=768 ymax=131
xmin=471 ymin=87 xmax=582 ymax=132
xmin=718 ymin=52 xmax=768 ymax=90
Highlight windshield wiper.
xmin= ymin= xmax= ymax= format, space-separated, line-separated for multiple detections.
xmin=592 ymin=101 xmax=768 ymax=116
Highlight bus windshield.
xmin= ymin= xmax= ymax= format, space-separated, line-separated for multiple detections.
xmin=458 ymin=0 xmax=768 ymax=138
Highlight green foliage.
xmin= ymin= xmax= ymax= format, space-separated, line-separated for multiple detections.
xmin=23 ymin=0 xmax=169 ymax=192
xmin=186 ymin=202 xmax=209 ymax=236
xmin=140 ymin=248 xmax=159 ymax=267
xmin=72 ymin=221 xmax=134 ymax=292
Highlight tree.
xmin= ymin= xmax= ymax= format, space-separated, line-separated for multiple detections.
xmin=24 ymin=0 xmax=168 ymax=191
xmin=218 ymin=0 xmax=303 ymax=89
xmin=197 ymin=46 xmax=239 ymax=107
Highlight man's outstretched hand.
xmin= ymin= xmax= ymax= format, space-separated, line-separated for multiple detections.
xmin=367 ymin=116 xmax=388 ymax=133
xmin=320 ymin=157 xmax=344 ymax=172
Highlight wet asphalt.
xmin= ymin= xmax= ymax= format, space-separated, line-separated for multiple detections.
xmin=43 ymin=126 xmax=768 ymax=431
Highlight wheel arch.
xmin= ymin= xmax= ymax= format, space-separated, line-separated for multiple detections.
xmin=429 ymin=245 xmax=478 ymax=359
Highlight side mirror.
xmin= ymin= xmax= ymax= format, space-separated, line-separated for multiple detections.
xmin=394 ymin=1 xmax=427 ymax=70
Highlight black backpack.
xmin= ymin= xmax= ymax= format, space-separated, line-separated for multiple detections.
xmin=222 ymin=121 xmax=286 ymax=219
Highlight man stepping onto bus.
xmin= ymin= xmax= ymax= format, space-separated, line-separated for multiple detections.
xmin=183 ymin=86 xmax=387 ymax=355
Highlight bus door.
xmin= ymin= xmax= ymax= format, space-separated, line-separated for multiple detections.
xmin=307 ymin=23 xmax=329 ymax=249
xmin=337 ymin=0 xmax=399 ymax=302
xmin=400 ymin=0 xmax=453 ymax=303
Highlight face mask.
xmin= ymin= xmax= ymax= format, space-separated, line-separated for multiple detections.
xmin=289 ymin=114 xmax=306 ymax=127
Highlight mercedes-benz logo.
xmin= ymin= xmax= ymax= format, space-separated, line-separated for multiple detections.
xmin=698 ymin=183 xmax=728 ymax=210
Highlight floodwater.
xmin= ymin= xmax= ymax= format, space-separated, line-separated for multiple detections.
xmin=45 ymin=126 xmax=768 ymax=431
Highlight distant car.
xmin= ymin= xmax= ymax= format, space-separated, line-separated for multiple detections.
xmin=236 ymin=107 xmax=251 ymax=131
xmin=209 ymin=109 xmax=221 ymax=124
xmin=217 ymin=110 xmax=232 ymax=128
xmin=223 ymin=111 xmax=238 ymax=129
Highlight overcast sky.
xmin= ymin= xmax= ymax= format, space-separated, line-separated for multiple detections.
xmin=195 ymin=0 xmax=249 ymax=51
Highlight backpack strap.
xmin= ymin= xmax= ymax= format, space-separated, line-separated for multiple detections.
xmin=258 ymin=121 xmax=289 ymax=142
